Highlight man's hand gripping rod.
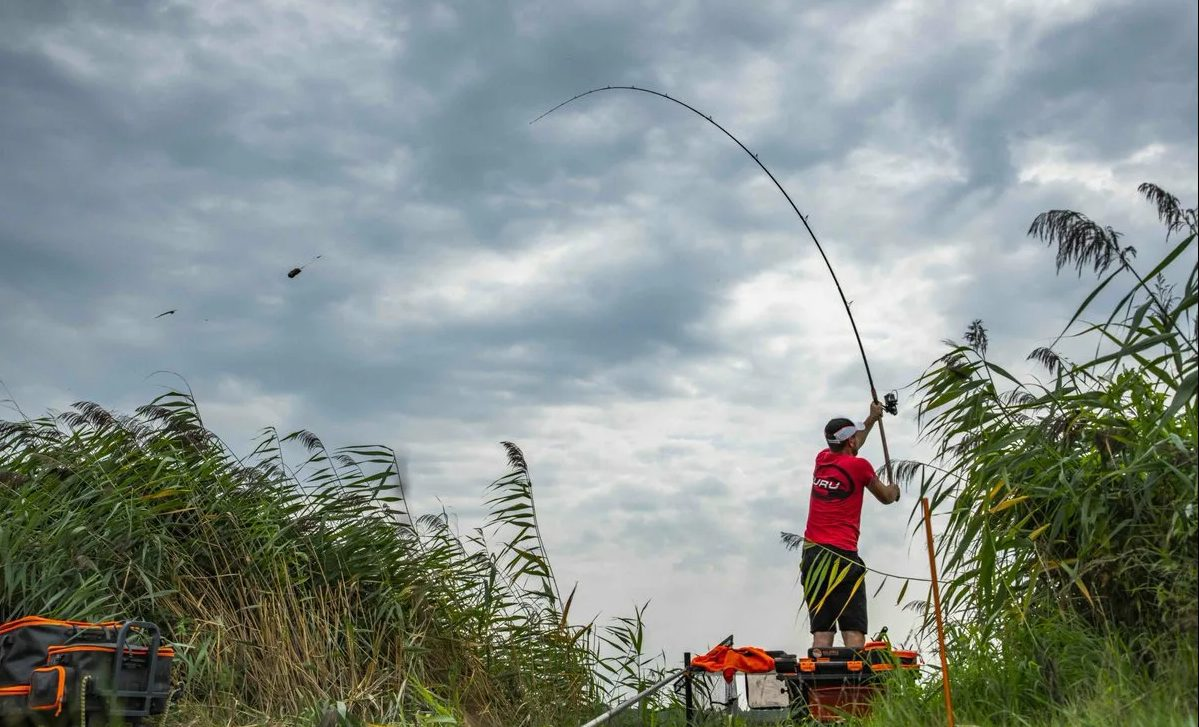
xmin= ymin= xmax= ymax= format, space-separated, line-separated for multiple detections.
xmin=878 ymin=391 xmax=899 ymax=490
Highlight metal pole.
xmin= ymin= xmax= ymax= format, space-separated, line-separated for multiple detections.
xmin=579 ymin=670 xmax=686 ymax=727
xmin=578 ymin=635 xmax=733 ymax=727
xmin=724 ymin=633 xmax=738 ymax=714
xmin=922 ymin=497 xmax=956 ymax=727
xmin=684 ymin=652 xmax=694 ymax=727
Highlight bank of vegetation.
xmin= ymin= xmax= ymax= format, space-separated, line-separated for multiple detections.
xmin=864 ymin=183 xmax=1198 ymax=726
xmin=0 ymin=396 xmax=636 ymax=724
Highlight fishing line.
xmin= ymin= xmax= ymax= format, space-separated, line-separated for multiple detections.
xmin=798 ymin=538 xmax=934 ymax=583
xmin=532 ymin=85 xmax=896 ymax=483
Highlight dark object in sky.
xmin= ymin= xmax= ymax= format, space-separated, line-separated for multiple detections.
xmin=155 ymin=310 xmax=176 ymax=318
xmin=287 ymin=254 xmax=322 ymax=279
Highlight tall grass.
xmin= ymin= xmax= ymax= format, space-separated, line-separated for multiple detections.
xmin=0 ymin=395 xmax=606 ymax=725
xmin=885 ymin=184 xmax=1198 ymax=725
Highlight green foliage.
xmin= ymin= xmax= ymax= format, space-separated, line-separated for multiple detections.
xmin=860 ymin=623 xmax=1198 ymax=726
xmin=893 ymin=185 xmax=1198 ymax=724
xmin=0 ymin=396 xmax=599 ymax=725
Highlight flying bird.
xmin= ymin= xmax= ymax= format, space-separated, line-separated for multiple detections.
xmin=287 ymin=254 xmax=323 ymax=279
xmin=154 ymin=310 xmax=176 ymax=318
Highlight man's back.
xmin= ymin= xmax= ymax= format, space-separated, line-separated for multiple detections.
xmin=803 ymin=448 xmax=875 ymax=552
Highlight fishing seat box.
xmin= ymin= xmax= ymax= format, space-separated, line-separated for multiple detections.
xmin=805 ymin=643 xmax=919 ymax=668
xmin=770 ymin=643 xmax=920 ymax=723
xmin=790 ymin=655 xmax=879 ymax=722
xmin=0 ymin=618 xmax=174 ymax=725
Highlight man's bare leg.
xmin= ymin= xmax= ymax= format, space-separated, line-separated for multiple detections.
xmin=812 ymin=631 xmax=835 ymax=648
xmin=842 ymin=630 xmax=865 ymax=648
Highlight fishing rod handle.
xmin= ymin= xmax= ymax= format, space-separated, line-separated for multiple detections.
xmin=877 ymin=417 xmax=896 ymax=486
xmin=870 ymin=389 xmax=896 ymax=487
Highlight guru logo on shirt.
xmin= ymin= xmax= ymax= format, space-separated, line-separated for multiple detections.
xmin=812 ymin=474 xmax=854 ymax=500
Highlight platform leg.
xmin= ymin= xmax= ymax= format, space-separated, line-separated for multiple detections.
xmin=684 ymin=652 xmax=693 ymax=727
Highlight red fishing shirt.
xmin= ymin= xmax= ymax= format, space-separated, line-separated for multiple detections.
xmin=803 ymin=448 xmax=876 ymax=552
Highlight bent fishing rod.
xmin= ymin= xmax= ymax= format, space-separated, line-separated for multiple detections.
xmin=532 ymin=85 xmax=898 ymax=484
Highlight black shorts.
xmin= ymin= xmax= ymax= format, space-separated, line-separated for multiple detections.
xmin=801 ymin=543 xmax=868 ymax=634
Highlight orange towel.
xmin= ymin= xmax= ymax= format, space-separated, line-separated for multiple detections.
xmin=689 ymin=644 xmax=775 ymax=682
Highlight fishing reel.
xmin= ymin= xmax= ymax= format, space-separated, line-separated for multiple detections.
xmin=883 ymin=391 xmax=899 ymax=416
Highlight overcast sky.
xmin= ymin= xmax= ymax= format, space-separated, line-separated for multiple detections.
xmin=2 ymin=0 xmax=1196 ymax=675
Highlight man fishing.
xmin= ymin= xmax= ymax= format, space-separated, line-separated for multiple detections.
xmin=802 ymin=401 xmax=901 ymax=649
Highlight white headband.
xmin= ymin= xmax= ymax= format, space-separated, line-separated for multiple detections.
xmin=827 ymin=422 xmax=864 ymax=444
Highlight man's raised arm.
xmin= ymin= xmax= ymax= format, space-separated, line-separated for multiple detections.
xmin=855 ymin=401 xmax=885 ymax=448
xmin=867 ymin=476 xmax=901 ymax=504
